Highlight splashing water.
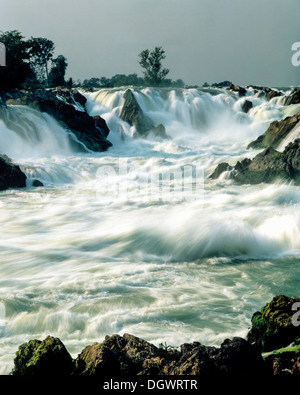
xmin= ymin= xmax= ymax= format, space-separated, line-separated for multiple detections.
xmin=0 ymin=87 xmax=300 ymax=374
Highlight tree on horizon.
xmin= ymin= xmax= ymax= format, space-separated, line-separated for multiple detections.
xmin=138 ymin=46 xmax=170 ymax=86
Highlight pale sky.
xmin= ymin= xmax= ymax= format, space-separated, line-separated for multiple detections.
xmin=1 ymin=0 xmax=300 ymax=87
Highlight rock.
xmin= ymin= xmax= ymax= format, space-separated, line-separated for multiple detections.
xmin=241 ymin=99 xmax=253 ymax=113
xmin=234 ymin=147 xmax=290 ymax=185
xmin=12 ymin=335 xmax=73 ymax=375
xmin=209 ymin=162 xmax=231 ymax=179
xmin=227 ymin=84 xmax=246 ymax=97
xmin=247 ymin=295 xmax=300 ymax=352
xmin=94 ymin=115 xmax=110 ymax=138
xmin=119 ymin=89 xmax=155 ymax=136
xmin=247 ymin=85 xmax=282 ymax=101
xmin=247 ymin=112 xmax=300 ymax=150
xmin=211 ymin=81 xmax=232 ymax=88
xmin=32 ymin=179 xmax=43 ymax=187
xmin=210 ymin=141 xmax=300 ymax=185
xmin=292 ymin=356 xmax=300 ymax=374
xmin=53 ymin=88 xmax=87 ymax=108
xmin=101 ymin=333 xmax=159 ymax=375
xmin=3 ymin=89 xmax=112 ymax=152
xmin=73 ymin=343 xmax=120 ymax=376
xmin=284 ymin=89 xmax=300 ymax=106
xmin=164 ymin=337 xmax=264 ymax=376
xmin=0 ymin=154 xmax=27 ymax=191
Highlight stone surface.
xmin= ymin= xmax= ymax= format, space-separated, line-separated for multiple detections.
xmin=210 ymin=140 xmax=300 ymax=186
xmin=0 ymin=154 xmax=27 ymax=191
xmin=248 ymin=112 xmax=300 ymax=150
xmin=119 ymin=89 xmax=155 ymax=136
xmin=12 ymin=335 xmax=73 ymax=375
xmin=247 ymin=295 xmax=300 ymax=352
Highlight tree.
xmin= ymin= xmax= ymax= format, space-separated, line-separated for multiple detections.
xmin=28 ymin=37 xmax=54 ymax=85
xmin=138 ymin=46 xmax=169 ymax=86
xmin=0 ymin=30 xmax=33 ymax=89
xmin=48 ymin=55 xmax=68 ymax=87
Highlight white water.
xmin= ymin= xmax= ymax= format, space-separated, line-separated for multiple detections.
xmin=0 ymin=87 xmax=300 ymax=374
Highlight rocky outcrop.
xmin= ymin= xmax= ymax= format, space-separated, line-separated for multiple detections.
xmin=247 ymin=295 xmax=300 ymax=352
xmin=2 ymin=89 xmax=112 ymax=152
xmin=227 ymin=84 xmax=246 ymax=97
xmin=119 ymin=89 xmax=168 ymax=138
xmin=12 ymin=336 xmax=73 ymax=375
xmin=247 ymin=85 xmax=283 ymax=101
xmin=12 ymin=333 xmax=264 ymax=377
xmin=210 ymin=140 xmax=300 ymax=185
xmin=248 ymin=112 xmax=300 ymax=150
xmin=0 ymin=154 xmax=27 ymax=191
xmin=284 ymin=88 xmax=300 ymax=106
xmin=119 ymin=89 xmax=155 ymax=136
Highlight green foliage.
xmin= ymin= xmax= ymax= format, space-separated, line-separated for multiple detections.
xmin=48 ymin=55 xmax=68 ymax=87
xmin=138 ymin=46 xmax=170 ymax=86
xmin=28 ymin=37 xmax=55 ymax=85
xmin=0 ymin=30 xmax=33 ymax=89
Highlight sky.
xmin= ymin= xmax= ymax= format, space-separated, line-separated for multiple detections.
xmin=1 ymin=0 xmax=300 ymax=87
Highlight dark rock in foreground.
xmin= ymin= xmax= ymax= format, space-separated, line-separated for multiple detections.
xmin=12 ymin=333 xmax=264 ymax=377
xmin=210 ymin=140 xmax=300 ymax=185
xmin=12 ymin=336 xmax=73 ymax=376
xmin=0 ymin=154 xmax=27 ymax=191
xmin=248 ymin=112 xmax=300 ymax=150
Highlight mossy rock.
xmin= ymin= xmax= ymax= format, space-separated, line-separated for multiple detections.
xmin=12 ymin=335 xmax=73 ymax=375
xmin=247 ymin=295 xmax=300 ymax=352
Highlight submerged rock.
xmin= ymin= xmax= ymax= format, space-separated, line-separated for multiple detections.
xmin=32 ymin=179 xmax=43 ymax=187
xmin=0 ymin=154 xmax=27 ymax=191
xmin=247 ymin=112 xmax=300 ymax=150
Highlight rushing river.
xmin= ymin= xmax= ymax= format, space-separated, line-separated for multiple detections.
xmin=1 ymin=86 xmax=300 ymax=374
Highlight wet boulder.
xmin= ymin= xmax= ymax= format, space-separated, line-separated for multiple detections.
xmin=284 ymin=88 xmax=300 ymax=106
xmin=0 ymin=154 xmax=27 ymax=191
xmin=119 ymin=89 xmax=155 ymax=136
xmin=247 ymin=112 xmax=300 ymax=150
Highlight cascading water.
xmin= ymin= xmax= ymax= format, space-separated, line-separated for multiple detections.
xmin=1 ymin=86 xmax=300 ymax=374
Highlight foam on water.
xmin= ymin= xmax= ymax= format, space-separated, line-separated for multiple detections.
xmin=0 ymin=87 xmax=300 ymax=374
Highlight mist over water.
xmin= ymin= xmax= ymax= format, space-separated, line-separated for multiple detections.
xmin=1 ymin=86 xmax=300 ymax=374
